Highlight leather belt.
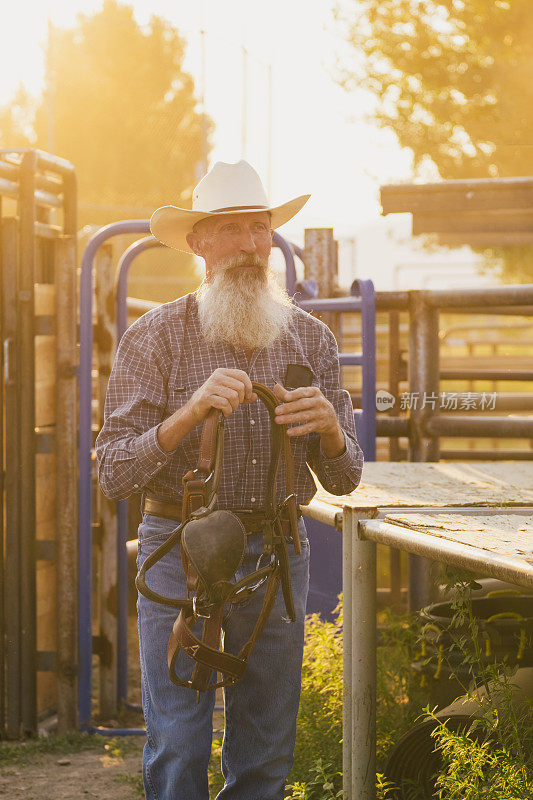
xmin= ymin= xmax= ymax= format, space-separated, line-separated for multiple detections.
xmin=142 ymin=495 xmax=183 ymax=521
xmin=141 ymin=495 xmax=301 ymax=535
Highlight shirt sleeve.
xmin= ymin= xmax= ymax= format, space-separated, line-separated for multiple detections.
xmin=306 ymin=325 xmax=364 ymax=495
xmin=95 ymin=319 xmax=173 ymax=501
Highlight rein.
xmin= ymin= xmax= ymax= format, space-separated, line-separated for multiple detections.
xmin=135 ymin=382 xmax=301 ymax=691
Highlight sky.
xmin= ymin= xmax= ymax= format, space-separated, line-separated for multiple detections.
xmin=0 ymin=0 xmax=482 ymax=288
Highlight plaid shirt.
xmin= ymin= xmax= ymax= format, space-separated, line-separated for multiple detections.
xmin=96 ymin=292 xmax=363 ymax=509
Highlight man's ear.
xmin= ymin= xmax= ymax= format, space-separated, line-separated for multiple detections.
xmin=186 ymin=231 xmax=204 ymax=256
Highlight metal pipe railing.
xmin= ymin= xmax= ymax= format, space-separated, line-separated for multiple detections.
xmin=425 ymin=285 xmax=533 ymax=308
xmin=440 ymin=368 xmax=533 ymax=381
xmin=426 ymin=416 xmax=533 ymax=437
xmin=359 ymin=518 xmax=533 ymax=588
xmin=78 ymin=220 xmax=152 ymax=731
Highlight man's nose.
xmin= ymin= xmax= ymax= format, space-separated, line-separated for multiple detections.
xmin=238 ymin=228 xmax=257 ymax=253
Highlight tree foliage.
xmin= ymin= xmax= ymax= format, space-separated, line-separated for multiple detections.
xmin=335 ymin=0 xmax=533 ymax=280
xmin=1 ymin=0 xmax=210 ymax=209
xmin=0 ymin=0 xmax=210 ymax=295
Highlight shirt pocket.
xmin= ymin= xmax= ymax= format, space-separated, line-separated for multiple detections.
xmin=268 ymin=356 xmax=320 ymax=392
xmin=165 ymin=376 xmax=203 ymax=465
xmin=166 ymin=383 xmax=190 ymax=414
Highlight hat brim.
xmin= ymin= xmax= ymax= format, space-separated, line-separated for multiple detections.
xmin=150 ymin=194 xmax=310 ymax=253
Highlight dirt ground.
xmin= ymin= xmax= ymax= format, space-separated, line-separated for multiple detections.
xmin=0 ymin=739 xmax=145 ymax=800
xmin=0 ymin=614 xmax=226 ymax=799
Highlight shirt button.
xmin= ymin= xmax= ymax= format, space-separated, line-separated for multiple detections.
xmin=156 ymin=461 xmax=162 ymax=467
xmin=251 ymin=458 xmax=257 ymax=465
xmin=250 ymin=419 xmax=256 ymax=426
xmin=251 ymin=497 xmax=256 ymax=503
xmin=133 ymin=483 xmax=139 ymax=489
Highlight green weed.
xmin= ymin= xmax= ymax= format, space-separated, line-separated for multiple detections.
xmin=284 ymin=599 xmax=427 ymax=799
xmin=113 ymin=771 xmax=145 ymax=797
xmin=423 ymin=570 xmax=533 ymax=799
xmin=0 ymin=732 xmax=140 ymax=766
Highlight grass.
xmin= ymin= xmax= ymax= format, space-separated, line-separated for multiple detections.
xmin=0 ymin=732 xmax=140 ymax=767
xmin=113 ymin=772 xmax=145 ymax=797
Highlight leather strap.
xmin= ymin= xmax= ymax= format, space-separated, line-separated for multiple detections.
xmin=167 ymin=565 xmax=281 ymax=690
xmin=142 ymin=496 xmax=183 ymax=520
xmin=142 ymin=497 xmax=301 ymax=535
xmin=137 ymin=381 xmax=302 ymax=693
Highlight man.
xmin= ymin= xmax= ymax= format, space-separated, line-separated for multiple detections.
xmin=96 ymin=160 xmax=363 ymax=800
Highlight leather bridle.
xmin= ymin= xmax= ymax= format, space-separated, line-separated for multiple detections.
xmin=135 ymin=382 xmax=301 ymax=691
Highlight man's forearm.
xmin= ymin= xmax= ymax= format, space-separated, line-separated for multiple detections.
xmin=157 ymin=402 xmax=199 ymax=453
xmin=320 ymin=423 xmax=346 ymax=458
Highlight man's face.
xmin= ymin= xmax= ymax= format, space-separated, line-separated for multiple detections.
xmin=186 ymin=211 xmax=273 ymax=280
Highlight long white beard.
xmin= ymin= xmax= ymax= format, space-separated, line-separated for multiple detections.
xmin=196 ymin=256 xmax=293 ymax=351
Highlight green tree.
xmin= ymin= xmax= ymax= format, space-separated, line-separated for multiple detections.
xmin=335 ymin=0 xmax=533 ymax=281
xmin=0 ymin=0 xmax=211 ymax=298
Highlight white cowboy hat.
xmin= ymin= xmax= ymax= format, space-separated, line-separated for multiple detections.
xmin=150 ymin=159 xmax=310 ymax=253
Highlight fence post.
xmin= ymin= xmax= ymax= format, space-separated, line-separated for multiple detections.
xmin=55 ymin=234 xmax=79 ymax=731
xmin=408 ymin=290 xmax=440 ymax=462
xmin=0 ymin=214 xmax=4 ymax=736
xmin=1 ymin=217 xmax=22 ymax=738
xmin=303 ymin=228 xmax=337 ymax=294
xmin=408 ymin=290 xmax=440 ymax=610
xmin=303 ymin=228 xmax=340 ymax=338
xmin=343 ymin=507 xmax=376 ymax=800
xmin=95 ymin=243 xmax=119 ymax=718
xmin=18 ymin=151 xmax=38 ymax=734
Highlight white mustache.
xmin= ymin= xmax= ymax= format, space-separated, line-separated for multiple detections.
xmin=217 ymin=253 xmax=268 ymax=272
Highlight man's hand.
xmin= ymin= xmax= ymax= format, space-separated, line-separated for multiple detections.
xmin=186 ymin=368 xmax=257 ymax=422
xmin=273 ymin=383 xmax=345 ymax=457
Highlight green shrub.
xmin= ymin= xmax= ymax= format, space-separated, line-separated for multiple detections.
xmin=289 ymin=607 xmax=344 ymax=788
xmin=215 ymin=577 xmax=533 ymax=799
xmin=430 ymin=720 xmax=533 ymax=800
xmin=285 ymin=599 xmax=427 ymax=799
xmin=423 ymin=572 xmax=533 ymax=800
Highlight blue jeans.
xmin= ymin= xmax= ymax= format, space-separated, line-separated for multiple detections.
xmin=137 ymin=512 xmax=310 ymax=800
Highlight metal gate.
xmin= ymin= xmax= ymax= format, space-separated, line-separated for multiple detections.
xmin=0 ymin=148 xmax=78 ymax=735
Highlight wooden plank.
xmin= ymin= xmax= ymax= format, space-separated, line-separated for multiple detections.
xmin=36 ymin=562 xmax=57 ymax=647
xmin=35 ymin=447 xmax=57 ymax=719
xmin=413 ymin=210 xmax=533 ymax=235
xmin=34 ymin=284 xmax=55 ymax=315
xmin=436 ymin=232 xmax=533 ymax=246
xmin=383 ymin=512 xmax=533 ymax=561
xmin=35 ymin=336 xmax=55 ymax=427
xmin=35 ymin=279 xmax=56 ymax=432
xmin=380 ymin=178 xmax=533 ymax=215
xmin=313 ymin=462 xmax=533 ymax=511
xmin=440 ymin=355 xmax=533 ymax=369
xmin=36 ymin=519 xmax=56 ymax=544
xmin=37 ymin=673 xmax=56 ymax=716
xmin=36 ymin=454 xmax=56 ymax=525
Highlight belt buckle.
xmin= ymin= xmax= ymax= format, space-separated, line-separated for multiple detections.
xmin=192 ymin=596 xmax=211 ymax=619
